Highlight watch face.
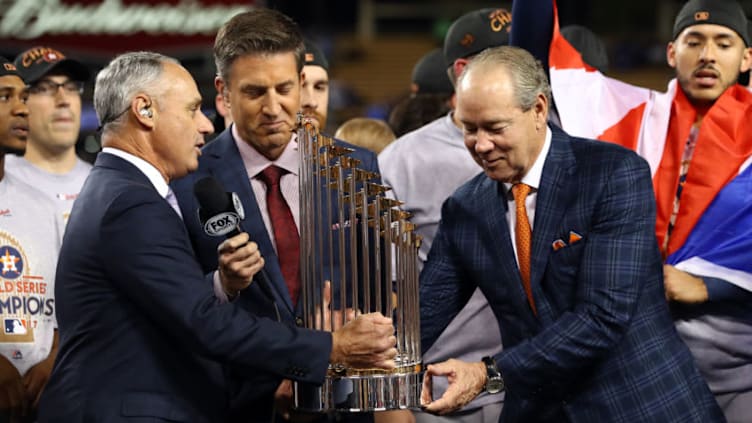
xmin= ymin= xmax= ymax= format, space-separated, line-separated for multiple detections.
xmin=486 ymin=377 xmax=504 ymax=394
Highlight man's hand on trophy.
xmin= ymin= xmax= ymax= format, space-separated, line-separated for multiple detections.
xmin=419 ymin=359 xmax=486 ymax=415
xmin=330 ymin=313 xmax=397 ymax=370
xmin=315 ymin=280 xmax=358 ymax=331
xmin=217 ymin=232 xmax=265 ymax=297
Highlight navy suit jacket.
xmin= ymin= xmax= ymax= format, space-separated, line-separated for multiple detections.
xmin=171 ymin=127 xmax=381 ymax=421
xmin=38 ymin=153 xmax=332 ymax=423
xmin=420 ymin=127 xmax=724 ymax=422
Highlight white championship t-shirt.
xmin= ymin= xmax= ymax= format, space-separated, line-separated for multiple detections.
xmin=0 ymin=173 xmax=62 ymax=375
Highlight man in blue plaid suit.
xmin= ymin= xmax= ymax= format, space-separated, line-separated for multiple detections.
xmin=418 ymin=46 xmax=725 ymax=422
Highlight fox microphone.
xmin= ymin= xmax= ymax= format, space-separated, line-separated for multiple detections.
xmin=193 ymin=176 xmax=276 ymax=303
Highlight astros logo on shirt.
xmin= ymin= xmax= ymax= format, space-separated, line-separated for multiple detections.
xmin=0 ymin=232 xmax=36 ymax=343
xmin=0 ymin=246 xmax=24 ymax=280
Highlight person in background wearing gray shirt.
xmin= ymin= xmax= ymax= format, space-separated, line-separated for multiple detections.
xmin=7 ymin=46 xmax=92 ymax=225
xmin=0 ymin=56 xmax=63 ymax=423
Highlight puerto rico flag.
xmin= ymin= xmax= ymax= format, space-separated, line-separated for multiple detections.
xmin=548 ymin=3 xmax=752 ymax=291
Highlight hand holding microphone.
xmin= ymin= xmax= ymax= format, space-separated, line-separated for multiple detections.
xmin=216 ymin=232 xmax=264 ymax=296
xmin=193 ymin=176 xmax=274 ymax=301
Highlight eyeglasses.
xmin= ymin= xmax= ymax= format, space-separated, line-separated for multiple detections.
xmin=28 ymin=80 xmax=84 ymax=97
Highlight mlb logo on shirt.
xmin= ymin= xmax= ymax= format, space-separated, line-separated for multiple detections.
xmin=4 ymin=318 xmax=28 ymax=335
xmin=12 ymin=350 xmax=22 ymax=360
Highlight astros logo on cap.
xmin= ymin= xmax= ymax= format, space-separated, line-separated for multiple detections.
xmin=460 ymin=33 xmax=475 ymax=47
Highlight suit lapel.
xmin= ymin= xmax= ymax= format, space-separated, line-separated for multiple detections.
xmin=530 ymin=128 xmax=577 ymax=322
xmin=207 ymin=131 xmax=296 ymax=315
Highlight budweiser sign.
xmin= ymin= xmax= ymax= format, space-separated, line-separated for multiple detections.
xmin=0 ymin=0 xmax=252 ymax=39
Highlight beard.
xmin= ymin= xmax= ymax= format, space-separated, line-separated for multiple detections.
xmin=303 ymin=110 xmax=327 ymax=132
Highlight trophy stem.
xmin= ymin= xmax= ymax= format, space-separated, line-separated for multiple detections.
xmin=294 ymin=118 xmax=422 ymax=412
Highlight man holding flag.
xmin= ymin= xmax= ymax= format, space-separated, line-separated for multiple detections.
xmin=511 ymin=0 xmax=752 ymax=421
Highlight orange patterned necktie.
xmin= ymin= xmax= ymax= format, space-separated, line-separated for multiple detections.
xmin=512 ymin=183 xmax=536 ymax=314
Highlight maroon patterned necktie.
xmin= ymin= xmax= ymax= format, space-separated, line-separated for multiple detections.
xmin=258 ymin=165 xmax=300 ymax=306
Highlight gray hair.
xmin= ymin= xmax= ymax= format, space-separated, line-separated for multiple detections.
xmin=94 ymin=51 xmax=178 ymax=131
xmin=459 ymin=46 xmax=551 ymax=111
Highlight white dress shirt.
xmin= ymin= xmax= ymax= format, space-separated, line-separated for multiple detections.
xmin=232 ymin=124 xmax=300 ymax=255
xmin=502 ymin=126 xmax=552 ymax=266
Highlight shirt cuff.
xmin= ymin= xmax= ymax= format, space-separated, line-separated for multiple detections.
xmin=213 ymin=271 xmax=231 ymax=304
xmin=704 ymin=276 xmax=752 ymax=302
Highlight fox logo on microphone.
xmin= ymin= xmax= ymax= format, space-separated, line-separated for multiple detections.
xmin=203 ymin=212 xmax=240 ymax=236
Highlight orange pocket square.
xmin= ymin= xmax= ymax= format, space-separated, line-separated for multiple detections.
xmin=553 ymin=231 xmax=584 ymax=251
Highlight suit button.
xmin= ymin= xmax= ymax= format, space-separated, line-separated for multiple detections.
xmin=295 ymin=317 xmax=304 ymax=327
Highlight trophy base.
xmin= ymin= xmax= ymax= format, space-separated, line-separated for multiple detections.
xmin=293 ymin=363 xmax=422 ymax=412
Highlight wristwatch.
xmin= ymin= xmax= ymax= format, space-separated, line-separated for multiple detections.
xmin=482 ymin=356 xmax=505 ymax=394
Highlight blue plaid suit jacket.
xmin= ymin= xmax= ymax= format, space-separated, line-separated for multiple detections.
xmin=420 ymin=127 xmax=724 ymax=422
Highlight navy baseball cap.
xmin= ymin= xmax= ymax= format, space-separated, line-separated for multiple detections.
xmin=0 ymin=57 xmax=21 ymax=79
xmin=304 ymin=39 xmax=329 ymax=72
xmin=14 ymin=46 xmax=90 ymax=85
xmin=673 ymin=0 xmax=750 ymax=46
xmin=443 ymin=8 xmax=512 ymax=67
xmin=411 ymin=48 xmax=454 ymax=95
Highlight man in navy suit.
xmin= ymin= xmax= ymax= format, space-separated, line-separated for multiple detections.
xmin=172 ymin=9 xmax=384 ymax=422
xmin=418 ymin=46 xmax=724 ymax=422
xmin=37 ymin=51 xmax=397 ymax=423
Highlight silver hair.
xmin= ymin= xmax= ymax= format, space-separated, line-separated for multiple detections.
xmin=458 ymin=46 xmax=552 ymax=111
xmin=94 ymin=51 xmax=179 ymax=131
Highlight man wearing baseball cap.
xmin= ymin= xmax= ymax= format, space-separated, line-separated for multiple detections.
xmin=388 ymin=49 xmax=454 ymax=137
xmin=410 ymin=48 xmax=454 ymax=96
xmin=301 ymin=39 xmax=330 ymax=132
xmin=0 ymin=56 xmax=63 ymax=423
xmin=379 ymin=7 xmax=512 ymax=423
xmin=513 ymin=0 xmax=752 ymax=421
xmin=8 ymin=46 xmax=92 ymax=226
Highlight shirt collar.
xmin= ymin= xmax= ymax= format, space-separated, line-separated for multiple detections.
xmin=503 ymin=125 xmax=552 ymax=193
xmin=231 ymin=123 xmax=299 ymax=178
xmin=101 ymin=147 xmax=170 ymax=198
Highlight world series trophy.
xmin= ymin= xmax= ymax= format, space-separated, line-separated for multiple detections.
xmin=293 ymin=117 xmax=423 ymax=412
